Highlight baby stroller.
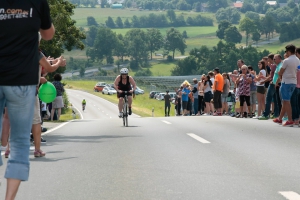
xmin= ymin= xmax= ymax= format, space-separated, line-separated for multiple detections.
xmin=227 ymin=90 xmax=235 ymax=115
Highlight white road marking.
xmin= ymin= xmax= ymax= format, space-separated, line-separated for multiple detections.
xmin=187 ymin=133 xmax=210 ymax=144
xmin=73 ymin=105 xmax=83 ymax=119
xmin=162 ymin=120 xmax=171 ymax=124
xmin=42 ymin=121 xmax=71 ymax=136
xmin=279 ymin=191 xmax=300 ymax=200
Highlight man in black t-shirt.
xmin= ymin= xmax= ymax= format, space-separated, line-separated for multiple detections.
xmin=0 ymin=0 xmax=54 ymax=199
xmin=164 ymin=90 xmax=171 ymax=116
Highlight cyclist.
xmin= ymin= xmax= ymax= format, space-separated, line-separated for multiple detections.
xmin=82 ymin=99 xmax=86 ymax=111
xmin=114 ymin=68 xmax=136 ymax=117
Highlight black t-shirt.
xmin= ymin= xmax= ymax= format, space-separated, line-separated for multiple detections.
xmin=0 ymin=0 xmax=52 ymax=86
xmin=264 ymin=65 xmax=271 ymax=88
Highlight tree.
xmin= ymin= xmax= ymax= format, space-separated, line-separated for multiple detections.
xmin=260 ymin=15 xmax=276 ymax=40
xmin=224 ymin=26 xmax=242 ymax=44
xmin=93 ymin=27 xmax=117 ymax=64
xmin=79 ymin=66 xmax=85 ymax=77
xmin=115 ymin=17 xmax=123 ymax=28
xmin=239 ymin=17 xmax=257 ymax=46
xmin=216 ymin=20 xmax=231 ymax=40
xmin=41 ymin=0 xmax=85 ymax=77
xmin=125 ymin=29 xmax=149 ymax=69
xmin=164 ymin=28 xmax=187 ymax=60
xmin=147 ymin=28 xmax=163 ymax=60
xmin=167 ymin=9 xmax=176 ymax=24
xmin=182 ymin=30 xmax=188 ymax=38
xmin=207 ymin=0 xmax=228 ymax=11
xmin=87 ymin=16 xmax=98 ymax=26
xmin=252 ymin=31 xmax=261 ymax=45
xmin=101 ymin=0 xmax=107 ymax=8
xmin=171 ymin=56 xmax=198 ymax=75
xmin=215 ymin=7 xmax=241 ymax=24
xmin=114 ymin=34 xmax=127 ymax=62
xmin=106 ymin=16 xmax=116 ymax=28
xmin=240 ymin=2 xmax=255 ymax=13
xmin=245 ymin=11 xmax=260 ymax=22
xmin=86 ymin=26 xmax=98 ymax=47
xmin=124 ymin=18 xmax=131 ymax=28
xmin=131 ymin=15 xmax=140 ymax=28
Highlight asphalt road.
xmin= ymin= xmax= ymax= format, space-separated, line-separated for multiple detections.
xmin=0 ymin=90 xmax=300 ymax=200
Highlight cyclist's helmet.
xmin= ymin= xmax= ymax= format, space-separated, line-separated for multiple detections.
xmin=120 ymin=68 xmax=129 ymax=74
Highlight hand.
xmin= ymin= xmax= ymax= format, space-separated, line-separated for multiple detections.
xmin=40 ymin=77 xmax=47 ymax=84
xmin=118 ymin=90 xmax=122 ymax=93
xmin=129 ymin=90 xmax=133 ymax=93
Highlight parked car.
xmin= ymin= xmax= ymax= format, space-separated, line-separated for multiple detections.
xmin=94 ymin=82 xmax=107 ymax=92
xmin=149 ymin=91 xmax=160 ymax=99
xmin=134 ymin=86 xmax=144 ymax=95
xmin=102 ymin=86 xmax=117 ymax=95
xmin=168 ymin=92 xmax=177 ymax=100
xmin=156 ymin=93 xmax=166 ymax=100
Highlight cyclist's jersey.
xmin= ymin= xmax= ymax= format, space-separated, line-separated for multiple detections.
xmin=82 ymin=100 xmax=86 ymax=105
xmin=118 ymin=76 xmax=132 ymax=91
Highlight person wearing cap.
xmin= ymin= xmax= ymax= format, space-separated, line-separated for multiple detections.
xmin=164 ymin=90 xmax=171 ymax=117
xmin=212 ymin=67 xmax=224 ymax=116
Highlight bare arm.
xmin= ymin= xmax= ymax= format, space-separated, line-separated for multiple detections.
xmin=114 ymin=75 xmax=121 ymax=91
xmin=39 ymin=56 xmax=65 ymax=72
xmin=129 ymin=76 xmax=137 ymax=91
xmin=40 ymin=24 xmax=55 ymax=40
xmin=278 ymin=68 xmax=285 ymax=76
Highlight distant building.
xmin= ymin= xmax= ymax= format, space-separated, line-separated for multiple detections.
xmin=111 ymin=4 xmax=123 ymax=9
xmin=266 ymin=1 xmax=277 ymax=6
xmin=233 ymin=2 xmax=243 ymax=9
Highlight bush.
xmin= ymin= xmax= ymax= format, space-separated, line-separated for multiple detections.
xmin=167 ymin=55 xmax=173 ymax=61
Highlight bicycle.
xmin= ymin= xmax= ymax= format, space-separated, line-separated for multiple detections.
xmin=122 ymin=91 xmax=129 ymax=127
xmin=82 ymin=104 xmax=86 ymax=111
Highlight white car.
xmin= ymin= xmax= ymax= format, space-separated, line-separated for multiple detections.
xmin=102 ymin=86 xmax=117 ymax=95
xmin=134 ymin=86 xmax=144 ymax=95
xmin=156 ymin=93 xmax=166 ymax=100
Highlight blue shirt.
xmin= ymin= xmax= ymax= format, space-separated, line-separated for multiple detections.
xmin=181 ymin=88 xmax=190 ymax=102
xmin=250 ymin=74 xmax=256 ymax=91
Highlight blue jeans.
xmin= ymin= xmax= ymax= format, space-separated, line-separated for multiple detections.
xmin=291 ymin=88 xmax=300 ymax=121
xmin=0 ymin=85 xmax=36 ymax=181
xmin=193 ymin=98 xmax=198 ymax=114
xmin=263 ymin=84 xmax=279 ymax=117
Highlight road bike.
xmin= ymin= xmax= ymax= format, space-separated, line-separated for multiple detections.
xmin=122 ymin=91 xmax=129 ymax=127
xmin=82 ymin=104 xmax=86 ymax=111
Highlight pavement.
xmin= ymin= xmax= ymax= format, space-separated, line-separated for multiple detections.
xmin=42 ymin=121 xmax=69 ymax=135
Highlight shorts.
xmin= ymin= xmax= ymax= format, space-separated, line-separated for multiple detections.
xmin=204 ymin=91 xmax=212 ymax=102
xmin=182 ymin=101 xmax=188 ymax=109
xmin=52 ymin=96 xmax=64 ymax=108
xmin=239 ymin=95 xmax=250 ymax=106
xmin=33 ymin=96 xmax=42 ymax=124
xmin=250 ymin=91 xmax=257 ymax=105
xmin=280 ymin=83 xmax=296 ymax=101
xmin=257 ymin=86 xmax=265 ymax=94
xmin=221 ymin=94 xmax=228 ymax=103
xmin=117 ymin=92 xmax=132 ymax=98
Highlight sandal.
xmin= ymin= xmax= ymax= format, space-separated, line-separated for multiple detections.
xmin=4 ymin=150 xmax=10 ymax=158
xmin=34 ymin=150 xmax=46 ymax=157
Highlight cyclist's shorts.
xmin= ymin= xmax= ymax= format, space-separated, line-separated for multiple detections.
xmin=82 ymin=103 xmax=86 ymax=105
xmin=117 ymin=92 xmax=132 ymax=98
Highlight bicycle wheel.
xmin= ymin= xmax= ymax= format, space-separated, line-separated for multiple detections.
xmin=122 ymin=100 xmax=126 ymax=127
xmin=125 ymin=103 xmax=128 ymax=127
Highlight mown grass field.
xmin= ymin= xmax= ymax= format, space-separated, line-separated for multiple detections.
xmin=65 ymin=80 xmax=175 ymax=117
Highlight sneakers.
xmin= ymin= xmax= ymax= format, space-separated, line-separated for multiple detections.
xmin=34 ymin=150 xmax=46 ymax=157
xmin=41 ymin=137 xmax=47 ymax=143
xmin=0 ymin=145 xmax=7 ymax=151
xmin=4 ymin=150 xmax=10 ymax=158
xmin=258 ymin=115 xmax=269 ymax=120
xmin=235 ymin=113 xmax=240 ymax=118
xmin=283 ymin=121 xmax=294 ymax=127
xmin=273 ymin=118 xmax=282 ymax=124
xmin=118 ymin=112 xmax=123 ymax=118
xmin=252 ymin=115 xmax=259 ymax=119
xmin=41 ymin=127 xmax=47 ymax=132
xmin=129 ymin=107 xmax=132 ymax=115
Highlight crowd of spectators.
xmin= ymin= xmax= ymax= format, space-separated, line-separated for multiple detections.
xmin=174 ymin=44 xmax=300 ymax=127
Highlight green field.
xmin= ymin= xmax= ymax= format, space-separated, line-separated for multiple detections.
xmin=65 ymin=80 xmax=175 ymax=117
xmin=72 ymin=7 xmax=216 ymax=27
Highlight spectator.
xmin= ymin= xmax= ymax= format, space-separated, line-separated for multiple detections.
xmin=0 ymin=0 xmax=54 ymax=198
xmin=222 ymin=73 xmax=230 ymax=114
xmin=176 ymin=86 xmax=182 ymax=116
xmin=273 ymin=45 xmax=299 ymax=126
xmin=164 ymin=90 xmax=171 ymax=117
xmin=1 ymin=107 xmax=10 ymax=158
xmin=259 ymin=54 xmax=281 ymax=120
xmin=197 ymin=75 xmax=205 ymax=115
xmin=181 ymin=81 xmax=190 ymax=116
xmin=236 ymin=65 xmax=252 ymax=118
xmin=188 ymin=85 xmax=194 ymax=115
xmin=203 ymin=75 xmax=213 ymax=115
xmin=291 ymin=48 xmax=300 ymax=126
xmin=51 ymin=74 xmax=65 ymax=121
xmin=248 ymin=66 xmax=257 ymax=118
xmin=254 ymin=60 xmax=267 ymax=118
xmin=192 ymin=78 xmax=198 ymax=115
xmin=230 ymin=70 xmax=240 ymax=117
xmin=212 ymin=68 xmax=224 ymax=116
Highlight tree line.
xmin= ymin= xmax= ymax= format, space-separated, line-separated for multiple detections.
xmin=171 ymin=41 xmax=274 ymax=76
xmin=84 ymin=27 xmax=187 ymax=70
xmin=87 ymin=10 xmax=213 ymax=29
